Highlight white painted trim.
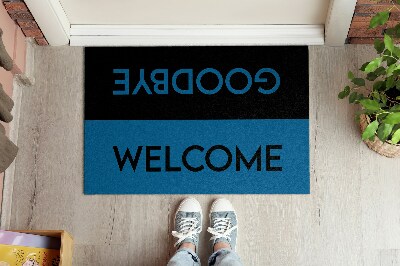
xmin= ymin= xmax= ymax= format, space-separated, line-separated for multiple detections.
xmin=325 ymin=0 xmax=357 ymax=46
xmin=70 ymin=25 xmax=325 ymax=46
xmin=0 ymin=39 xmax=35 ymax=230
xmin=24 ymin=0 xmax=70 ymax=46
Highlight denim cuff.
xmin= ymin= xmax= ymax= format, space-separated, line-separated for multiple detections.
xmin=208 ymin=248 xmax=232 ymax=265
xmin=177 ymin=248 xmax=200 ymax=263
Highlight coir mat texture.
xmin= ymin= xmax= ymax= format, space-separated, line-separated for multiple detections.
xmin=84 ymin=46 xmax=309 ymax=194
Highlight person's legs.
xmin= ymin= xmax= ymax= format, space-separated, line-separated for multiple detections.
xmin=167 ymin=198 xmax=202 ymax=266
xmin=207 ymin=198 xmax=242 ymax=266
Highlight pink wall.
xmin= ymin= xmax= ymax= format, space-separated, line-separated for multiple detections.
xmin=1 ymin=2 xmax=27 ymax=204
xmin=1 ymin=2 xmax=26 ymax=131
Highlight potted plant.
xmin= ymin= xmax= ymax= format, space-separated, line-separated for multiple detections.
xmin=338 ymin=2 xmax=400 ymax=157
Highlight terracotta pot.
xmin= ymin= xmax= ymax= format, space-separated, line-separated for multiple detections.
xmin=359 ymin=114 xmax=400 ymax=158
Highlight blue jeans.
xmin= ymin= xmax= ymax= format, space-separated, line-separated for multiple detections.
xmin=167 ymin=248 xmax=242 ymax=266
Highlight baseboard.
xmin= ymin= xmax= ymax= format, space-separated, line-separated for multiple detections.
xmin=0 ymin=38 xmax=35 ymax=229
xmin=70 ymin=24 xmax=325 ymax=46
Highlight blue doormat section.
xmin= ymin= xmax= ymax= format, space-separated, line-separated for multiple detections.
xmin=84 ymin=46 xmax=310 ymax=194
xmin=84 ymin=120 xmax=309 ymax=194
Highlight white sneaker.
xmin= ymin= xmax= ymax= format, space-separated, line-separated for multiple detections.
xmin=171 ymin=198 xmax=203 ymax=250
xmin=207 ymin=198 xmax=238 ymax=252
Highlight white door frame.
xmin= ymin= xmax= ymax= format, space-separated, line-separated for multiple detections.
xmin=23 ymin=1 xmax=356 ymax=45
xmin=24 ymin=0 xmax=70 ymax=46
xmin=325 ymin=0 xmax=357 ymax=46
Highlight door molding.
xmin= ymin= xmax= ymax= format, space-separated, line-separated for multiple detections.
xmin=69 ymin=25 xmax=325 ymax=46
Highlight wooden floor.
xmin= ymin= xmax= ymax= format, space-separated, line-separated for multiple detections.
xmin=2 ymin=45 xmax=400 ymax=265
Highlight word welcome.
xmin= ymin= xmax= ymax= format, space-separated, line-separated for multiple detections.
xmin=113 ymin=145 xmax=283 ymax=173
xmin=113 ymin=68 xmax=280 ymax=95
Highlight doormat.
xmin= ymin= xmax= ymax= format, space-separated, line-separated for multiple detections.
xmin=84 ymin=46 xmax=309 ymax=194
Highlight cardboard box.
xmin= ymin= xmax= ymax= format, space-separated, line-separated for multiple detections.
xmin=12 ymin=230 xmax=73 ymax=266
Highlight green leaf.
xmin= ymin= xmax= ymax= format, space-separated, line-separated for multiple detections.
xmin=373 ymin=80 xmax=385 ymax=91
xmin=348 ymin=71 xmax=354 ymax=80
xmin=383 ymin=112 xmax=400 ymax=124
xmin=338 ymin=86 xmax=350 ymax=99
xmin=386 ymin=63 xmax=397 ymax=76
xmin=397 ymin=96 xmax=400 ymax=100
xmin=370 ymin=11 xmax=390 ymax=29
xmin=359 ymin=99 xmax=381 ymax=111
xmin=381 ymin=93 xmax=387 ymax=105
xmin=360 ymin=62 xmax=370 ymax=71
xmin=374 ymin=66 xmax=386 ymax=76
xmin=367 ymin=72 xmax=378 ymax=81
xmin=379 ymin=112 xmax=388 ymax=119
xmin=387 ymin=56 xmax=397 ymax=66
xmin=357 ymin=93 xmax=365 ymax=101
xmin=397 ymin=0 xmax=400 ymax=5
xmin=384 ymin=34 xmax=394 ymax=53
xmin=362 ymin=120 xmax=379 ymax=140
xmin=352 ymin=78 xmax=365 ymax=86
xmin=365 ymin=57 xmax=382 ymax=73
xmin=394 ymin=25 xmax=400 ymax=38
xmin=356 ymin=109 xmax=371 ymax=115
xmin=358 ymin=109 xmax=378 ymax=115
xmin=396 ymin=80 xmax=400 ymax=90
xmin=392 ymin=128 xmax=400 ymax=144
xmin=393 ymin=69 xmax=400 ymax=76
xmin=384 ymin=50 xmax=397 ymax=65
xmin=349 ymin=92 xmax=358 ymax=103
xmin=386 ymin=75 xmax=395 ymax=89
xmin=390 ymin=105 xmax=400 ymax=112
xmin=377 ymin=123 xmax=393 ymax=141
xmin=374 ymin=39 xmax=385 ymax=53
xmin=356 ymin=109 xmax=375 ymax=116
xmin=372 ymin=91 xmax=381 ymax=101
xmin=394 ymin=47 xmax=400 ymax=58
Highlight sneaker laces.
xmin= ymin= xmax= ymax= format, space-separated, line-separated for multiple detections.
xmin=207 ymin=217 xmax=237 ymax=242
xmin=172 ymin=217 xmax=202 ymax=247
